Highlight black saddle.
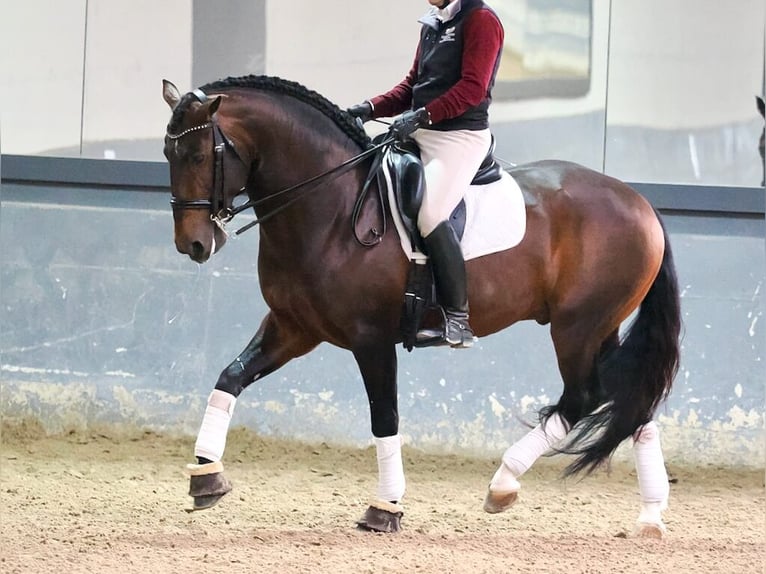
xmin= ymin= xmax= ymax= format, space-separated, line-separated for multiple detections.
xmin=374 ymin=134 xmax=502 ymax=254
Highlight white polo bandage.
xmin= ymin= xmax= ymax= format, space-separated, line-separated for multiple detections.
xmin=633 ymin=421 xmax=669 ymax=506
xmin=375 ymin=435 xmax=405 ymax=502
xmin=501 ymin=413 xmax=569 ymax=478
xmin=194 ymin=389 xmax=237 ymax=462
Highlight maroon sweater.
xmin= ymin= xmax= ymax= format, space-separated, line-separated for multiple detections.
xmin=370 ymin=6 xmax=504 ymax=126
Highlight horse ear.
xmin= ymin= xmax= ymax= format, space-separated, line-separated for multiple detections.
xmin=757 ymin=95 xmax=765 ymax=118
xmin=163 ymin=79 xmax=181 ymax=110
xmin=206 ymin=95 xmax=223 ymax=118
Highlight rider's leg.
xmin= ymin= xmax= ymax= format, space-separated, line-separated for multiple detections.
xmin=412 ymin=128 xmax=491 ymax=348
xmin=419 ymin=220 xmax=474 ymax=346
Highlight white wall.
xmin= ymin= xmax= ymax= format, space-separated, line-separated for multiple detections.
xmin=608 ymin=0 xmax=764 ymax=129
xmin=1 ymin=0 xmax=763 ymax=158
xmin=265 ymin=0 xmax=424 ymax=110
xmin=0 ymin=0 xmax=192 ymax=157
xmin=81 ymin=0 xmax=193 ymax=144
xmin=1 ymin=1 xmax=87 ymax=154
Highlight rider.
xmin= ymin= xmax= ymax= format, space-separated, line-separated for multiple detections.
xmin=348 ymin=0 xmax=504 ymax=349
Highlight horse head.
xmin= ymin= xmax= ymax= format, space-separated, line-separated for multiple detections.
xmin=162 ymin=80 xmax=250 ymax=263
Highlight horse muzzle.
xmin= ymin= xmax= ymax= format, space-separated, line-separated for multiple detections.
xmin=175 ymin=221 xmax=227 ymax=263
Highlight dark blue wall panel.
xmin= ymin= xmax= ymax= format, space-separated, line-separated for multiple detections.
xmin=1 ymin=183 xmax=763 ymax=467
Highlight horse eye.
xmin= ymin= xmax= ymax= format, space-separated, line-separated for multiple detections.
xmin=191 ymin=153 xmax=206 ymax=165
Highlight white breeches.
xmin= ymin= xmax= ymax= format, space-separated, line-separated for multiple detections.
xmin=412 ymin=128 xmax=492 ymax=236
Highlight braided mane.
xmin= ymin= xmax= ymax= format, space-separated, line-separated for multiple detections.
xmin=169 ymin=75 xmax=372 ymax=150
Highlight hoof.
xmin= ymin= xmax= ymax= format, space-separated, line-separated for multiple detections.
xmin=356 ymin=501 xmax=403 ymax=533
xmin=483 ymin=489 xmax=518 ymax=514
xmin=187 ymin=492 xmax=230 ymax=512
xmin=186 ymin=461 xmax=232 ymax=512
xmin=634 ymin=522 xmax=666 ymax=539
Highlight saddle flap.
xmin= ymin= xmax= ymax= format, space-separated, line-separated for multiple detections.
xmin=381 ymin=141 xmax=467 ymax=248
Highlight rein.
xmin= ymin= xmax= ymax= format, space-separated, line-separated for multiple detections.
xmin=231 ymin=136 xmax=393 ymax=239
xmin=167 ymin=89 xmax=394 ymax=243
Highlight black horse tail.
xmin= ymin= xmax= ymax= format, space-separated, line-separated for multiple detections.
xmin=551 ymin=212 xmax=682 ymax=476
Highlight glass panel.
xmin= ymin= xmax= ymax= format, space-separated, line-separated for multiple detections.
xmin=605 ymin=0 xmax=765 ymax=186
xmin=494 ymin=0 xmax=592 ymax=100
xmin=0 ymin=0 xmax=86 ymax=156
xmin=80 ymin=0 xmax=192 ymax=162
xmin=491 ymin=0 xmax=607 ymax=172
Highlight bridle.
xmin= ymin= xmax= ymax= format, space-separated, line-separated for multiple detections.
xmin=168 ymin=122 xmax=241 ymax=220
xmin=166 ymin=89 xmax=393 ymax=243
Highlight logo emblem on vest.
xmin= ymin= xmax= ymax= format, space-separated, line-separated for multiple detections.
xmin=439 ymin=26 xmax=456 ymax=43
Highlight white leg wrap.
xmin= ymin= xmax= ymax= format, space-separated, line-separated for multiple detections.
xmin=374 ymin=435 xmax=405 ymax=502
xmin=499 ymin=413 xmax=569 ymax=479
xmin=633 ymin=421 xmax=669 ymax=507
xmin=194 ymin=389 xmax=237 ymax=462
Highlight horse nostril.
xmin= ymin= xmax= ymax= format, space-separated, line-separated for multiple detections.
xmin=191 ymin=241 xmax=205 ymax=260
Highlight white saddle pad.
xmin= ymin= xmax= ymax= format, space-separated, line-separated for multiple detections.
xmin=383 ymin=166 xmax=527 ymax=262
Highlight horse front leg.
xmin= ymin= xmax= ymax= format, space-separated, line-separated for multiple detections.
xmin=352 ymin=342 xmax=405 ymax=533
xmin=187 ymin=311 xmax=316 ymax=511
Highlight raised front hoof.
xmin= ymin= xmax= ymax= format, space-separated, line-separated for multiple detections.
xmin=483 ymin=490 xmax=518 ymax=514
xmin=633 ymin=521 xmax=666 ymax=539
xmin=356 ymin=501 xmax=404 ymax=533
xmin=186 ymin=462 xmax=232 ymax=512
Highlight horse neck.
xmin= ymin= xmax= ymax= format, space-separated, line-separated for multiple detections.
xmin=231 ymin=99 xmax=367 ymax=249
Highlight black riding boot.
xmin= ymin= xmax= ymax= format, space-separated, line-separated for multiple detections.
xmin=416 ymin=220 xmax=475 ymax=349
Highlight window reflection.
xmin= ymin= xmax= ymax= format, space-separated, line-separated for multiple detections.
xmin=494 ymin=0 xmax=592 ymax=100
xmin=489 ymin=0 xmax=603 ymax=172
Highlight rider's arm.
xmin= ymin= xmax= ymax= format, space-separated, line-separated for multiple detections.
xmin=424 ymin=9 xmax=504 ymax=125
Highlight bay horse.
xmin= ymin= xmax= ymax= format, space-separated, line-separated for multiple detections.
xmin=162 ymin=75 xmax=681 ymax=538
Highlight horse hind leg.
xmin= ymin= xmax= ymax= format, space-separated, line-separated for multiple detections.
xmin=483 ymin=412 xmax=569 ymax=513
xmin=483 ymin=327 xmax=615 ymax=514
xmin=632 ymin=421 xmax=670 ymax=538
xmin=550 ymin=323 xmax=672 ymax=538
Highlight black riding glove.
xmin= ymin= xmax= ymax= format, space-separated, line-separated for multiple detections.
xmin=347 ymin=101 xmax=373 ymax=123
xmin=390 ymin=107 xmax=431 ymax=141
